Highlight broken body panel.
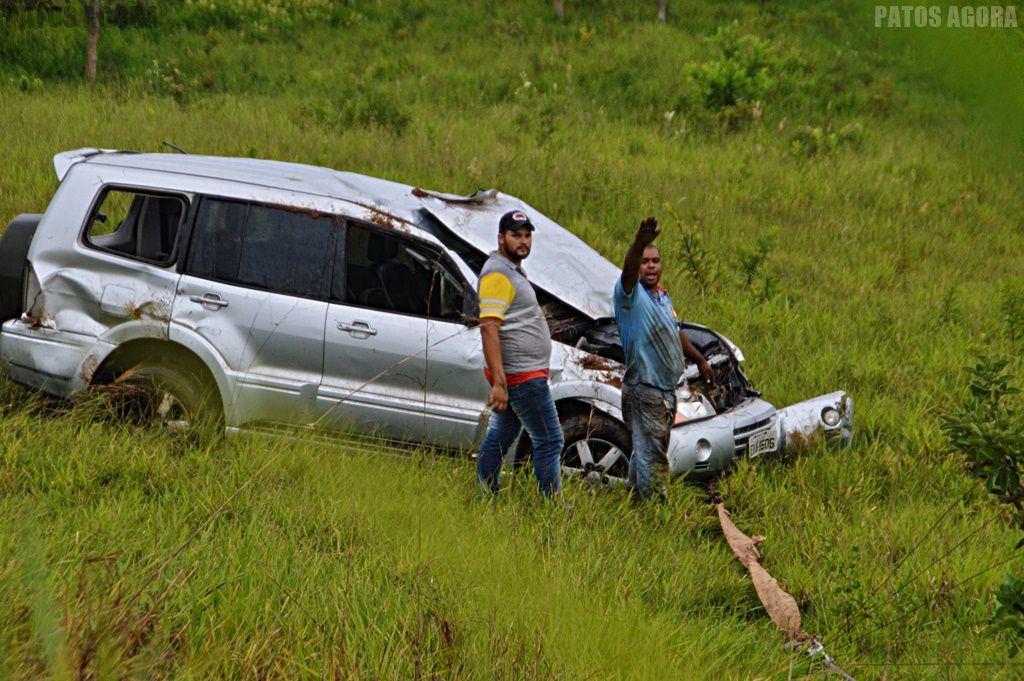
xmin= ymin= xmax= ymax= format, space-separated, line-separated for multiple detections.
xmin=1 ymin=149 xmax=853 ymax=482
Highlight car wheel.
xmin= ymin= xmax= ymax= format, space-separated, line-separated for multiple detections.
xmin=517 ymin=411 xmax=633 ymax=489
xmin=112 ymin=361 xmax=221 ymax=434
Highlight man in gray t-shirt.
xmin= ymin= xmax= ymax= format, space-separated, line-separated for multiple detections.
xmin=476 ymin=210 xmax=564 ymax=498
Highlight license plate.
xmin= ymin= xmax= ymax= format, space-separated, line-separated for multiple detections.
xmin=747 ymin=430 xmax=778 ymax=458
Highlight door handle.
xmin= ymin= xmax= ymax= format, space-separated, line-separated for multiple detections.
xmin=189 ymin=293 xmax=229 ymax=310
xmin=337 ymin=320 xmax=378 ymax=337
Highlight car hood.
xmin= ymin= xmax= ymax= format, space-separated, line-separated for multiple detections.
xmin=418 ymin=192 xmax=621 ymax=320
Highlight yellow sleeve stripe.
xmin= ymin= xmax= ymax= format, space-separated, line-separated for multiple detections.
xmin=479 ymin=272 xmax=515 ymax=310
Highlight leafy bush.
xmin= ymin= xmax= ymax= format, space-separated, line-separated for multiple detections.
xmin=943 ymin=357 xmax=1024 ymax=506
xmin=681 ymin=22 xmax=777 ymax=127
xmin=994 ymin=575 xmax=1024 ymax=658
xmin=943 ymin=357 xmax=1024 ymax=655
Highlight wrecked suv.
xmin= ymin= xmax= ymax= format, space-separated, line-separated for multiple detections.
xmin=0 ymin=148 xmax=852 ymax=484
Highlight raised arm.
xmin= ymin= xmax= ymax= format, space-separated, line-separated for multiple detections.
xmin=621 ymin=216 xmax=660 ymax=295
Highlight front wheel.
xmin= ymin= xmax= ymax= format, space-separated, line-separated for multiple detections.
xmin=517 ymin=411 xmax=632 ymax=489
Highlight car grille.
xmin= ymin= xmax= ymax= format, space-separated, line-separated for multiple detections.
xmin=733 ymin=416 xmax=776 ymax=453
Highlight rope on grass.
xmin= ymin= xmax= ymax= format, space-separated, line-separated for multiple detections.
xmin=710 ymin=485 xmax=857 ymax=680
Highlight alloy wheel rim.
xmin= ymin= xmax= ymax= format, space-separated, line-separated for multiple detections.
xmin=561 ymin=436 xmax=629 ymax=488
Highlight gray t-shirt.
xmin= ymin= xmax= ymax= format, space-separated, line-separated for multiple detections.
xmin=477 ymin=251 xmax=552 ymax=375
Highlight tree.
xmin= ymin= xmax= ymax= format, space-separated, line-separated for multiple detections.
xmin=554 ymin=0 xmax=563 ymax=20
xmin=658 ymin=0 xmax=668 ymax=23
xmin=83 ymin=0 xmax=99 ymax=86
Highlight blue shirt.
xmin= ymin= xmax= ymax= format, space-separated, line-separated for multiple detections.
xmin=613 ymin=277 xmax=685 ymax=390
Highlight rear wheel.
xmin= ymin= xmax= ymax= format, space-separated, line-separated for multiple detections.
xmin=110 ymin=361 xmax=222 ymax=435
xmin=517 ymin=411 xmax=632 ymax=489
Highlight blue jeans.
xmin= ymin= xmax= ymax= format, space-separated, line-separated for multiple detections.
xmin=621 ymin=382 xmax=676 ymax=503
xmin=477 ymin=377 xmax=564 ymax=497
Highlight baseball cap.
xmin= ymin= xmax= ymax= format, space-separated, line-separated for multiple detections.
xmin=498 ymin=210 xmax=535 ymax=233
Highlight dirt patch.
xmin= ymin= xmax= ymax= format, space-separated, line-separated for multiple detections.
xmin=263 ymin=202 xmax=345 ymax=226
xmin=127 ymin=300 xmax=170 ymax=322
xmin=21 ymin=308 xmax=52 ymax=330
xmin=577 ymin=353 xmax=623 ymax=388
xmin=367 ymin=211 xmax=400 ymax=229
xmin=342 ymin=199 xmax=417 ymax=230
xmin=580 ymin=353 xmax=614 ymax=371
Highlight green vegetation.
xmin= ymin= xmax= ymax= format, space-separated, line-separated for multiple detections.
xmin=1 ymin=0 xmax=1023 ymax=677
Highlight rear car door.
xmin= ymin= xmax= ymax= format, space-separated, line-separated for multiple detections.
xmin=317 ymin=221 xmax=488 ymax=448
xmin=172 ymin=198 xmax=335 ymax=428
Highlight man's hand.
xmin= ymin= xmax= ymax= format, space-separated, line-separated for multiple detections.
xmin=633 ymin=216 xmax=660 ymax=247
xmin=487 ymin=382 xmax=508 ymax=413
xmin=697 ymin=359 xmax=716 ymax=389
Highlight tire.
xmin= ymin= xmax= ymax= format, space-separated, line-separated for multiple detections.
xmin=0 ymin=214 xmax=42 ymax=322
xmin=518 ymin=411 xmax=633 ymax=489
xmin=111 ymin=360 xmax=222 ymax=434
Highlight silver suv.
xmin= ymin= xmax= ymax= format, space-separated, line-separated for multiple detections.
xmin=0 ymin=148 xmax=853 ymax=483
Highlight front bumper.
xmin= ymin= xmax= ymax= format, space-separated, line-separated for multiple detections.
xmin=668 ymin=391 xmax=853 ymax=480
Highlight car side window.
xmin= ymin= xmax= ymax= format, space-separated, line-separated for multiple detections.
xmin=339 ymin=222 xmax=465 ymax=320
xmin=85 ymin=188 xmax=187 ymax=265
xmin=187 ymin=199 xmax=245 ymax=282
xmin=186 ymin=198 xmax=336 ymax=300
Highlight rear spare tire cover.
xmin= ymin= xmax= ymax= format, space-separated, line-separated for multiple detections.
xmin=0 ymin=214 xmax=42 ymax=322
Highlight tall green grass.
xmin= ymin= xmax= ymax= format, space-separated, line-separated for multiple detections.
xmin=1 ymin=1 xmax=1023 ymax=678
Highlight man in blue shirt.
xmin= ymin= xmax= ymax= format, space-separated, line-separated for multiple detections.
xmin=614 ymin=216 xmax=715 ymax=502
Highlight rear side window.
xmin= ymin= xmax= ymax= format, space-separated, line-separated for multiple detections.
xmin=188 ymin=199 xmax=245 ymax=282
xmin=186 ymin=198 xmax=336 ymax=300
xmin=85 ymin=188 xmax=187 ymax=265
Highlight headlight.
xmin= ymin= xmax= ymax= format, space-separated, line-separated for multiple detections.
xmin=821 ymin=407 xmax=841 ymax=427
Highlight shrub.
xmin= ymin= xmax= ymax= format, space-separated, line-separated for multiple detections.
xmin=943 ymin=356 xmax=1024 ymax=656
xmin=683 ymin=22 xmax=777 ymax=115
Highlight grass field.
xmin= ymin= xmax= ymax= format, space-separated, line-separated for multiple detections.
xmin=1 ymin=1 xmax=1023 ymax=678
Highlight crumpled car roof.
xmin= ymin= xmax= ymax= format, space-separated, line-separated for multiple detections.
xmin=62 ymin=150 xmax=621 ymax=319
